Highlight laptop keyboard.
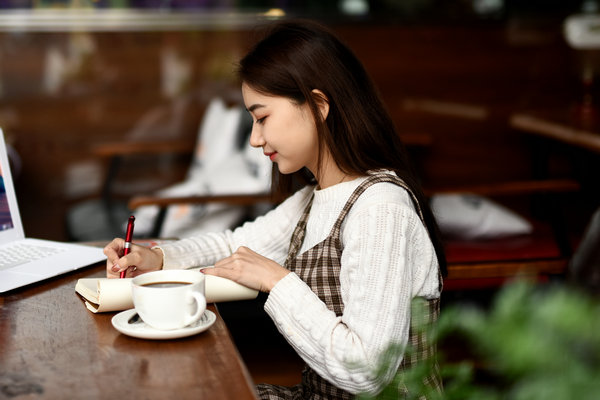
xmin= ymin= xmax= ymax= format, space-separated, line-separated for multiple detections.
xmin=0 ymin=243 xmax=65 ymax=271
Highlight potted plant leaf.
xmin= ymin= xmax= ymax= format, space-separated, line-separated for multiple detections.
xmin=359 ymin=280 xmax=600 ymax=400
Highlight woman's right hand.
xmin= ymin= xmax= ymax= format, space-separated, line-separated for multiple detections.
xmin=104 ymin=238 xmax=164 ymax=278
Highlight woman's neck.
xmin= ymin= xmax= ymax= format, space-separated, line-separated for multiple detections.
xmin=314 ymin=157 xmax=361 ymax=189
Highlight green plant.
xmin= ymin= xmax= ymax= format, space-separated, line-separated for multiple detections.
xmin=360 ymin=281 xmax=600 ymax=400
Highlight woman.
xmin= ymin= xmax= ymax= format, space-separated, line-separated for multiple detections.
xmin=105 ymin=20 xmax=446 ymax=399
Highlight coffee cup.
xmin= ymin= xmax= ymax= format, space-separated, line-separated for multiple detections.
xmin=131 ymin=269 xmax=206 ymax=330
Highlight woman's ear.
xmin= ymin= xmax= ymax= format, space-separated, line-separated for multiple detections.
xmin=311 ymin=89 xmax=329 ymax=121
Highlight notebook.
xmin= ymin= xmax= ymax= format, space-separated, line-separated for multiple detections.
xmin=0 ymin=129 xmax=105 ymax=293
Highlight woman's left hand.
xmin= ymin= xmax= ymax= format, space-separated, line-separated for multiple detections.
xmin=202 ymin=246 xmax=289 ymax=292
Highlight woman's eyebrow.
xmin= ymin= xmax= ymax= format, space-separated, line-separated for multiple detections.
xmin=247 ymin=104 xmax=266 ymax=113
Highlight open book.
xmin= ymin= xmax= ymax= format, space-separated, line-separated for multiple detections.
xmin=75 ymin=268 xmax=258 ymax=313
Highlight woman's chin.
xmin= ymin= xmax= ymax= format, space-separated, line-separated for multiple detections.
xmin=276 ymin=163 xmax=294 ymax=175
xmin=277 ymin=164 xmax=306 ymax=175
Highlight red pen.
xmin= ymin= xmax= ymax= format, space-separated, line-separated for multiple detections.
xmin=120 ymin=215 xmax=135 ymax=279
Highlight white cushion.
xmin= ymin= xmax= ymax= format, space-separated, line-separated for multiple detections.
xmin=187 ymin=98 xmax=243 ymax=180
xmin=431 ymin=193 xmax=533 ymax=240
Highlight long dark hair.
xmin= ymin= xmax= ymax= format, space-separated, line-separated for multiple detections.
xmin=238 ymin=20 xmax=447 ymax=277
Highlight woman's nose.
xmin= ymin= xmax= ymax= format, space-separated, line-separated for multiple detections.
xmin=249 ymin=125 xmax=265 ymax=148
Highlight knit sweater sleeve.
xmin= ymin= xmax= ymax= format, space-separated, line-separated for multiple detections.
xmin=156 ymin=186 xmax=313 ymax=269
xmin=264 ymin=190 xmax=440 ymax=395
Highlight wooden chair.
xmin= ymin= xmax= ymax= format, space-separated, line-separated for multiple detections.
xmin=65 ymin=139 xmax=195 ymax=241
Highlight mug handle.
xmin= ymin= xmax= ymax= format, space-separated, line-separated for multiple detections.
xmin=184 ymin=292 xmax=207 ymax=326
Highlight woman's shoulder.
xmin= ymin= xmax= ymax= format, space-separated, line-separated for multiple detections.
xmin=357 ymin=172 xmax=415 ymax=207
xmin=341 ymin=173 xmax=428 ymax=228
xmin=357 ymin=181 xmax=413 ymax=209
xmin=343 ymin=177 xmax=427 ymax=237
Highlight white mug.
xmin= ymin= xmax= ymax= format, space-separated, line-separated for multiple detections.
xmin=131 ymin=269 xmax=206 ymax=330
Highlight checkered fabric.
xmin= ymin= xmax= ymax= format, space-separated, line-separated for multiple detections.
xmin=257 ymin=174 xmax=443 ymax=399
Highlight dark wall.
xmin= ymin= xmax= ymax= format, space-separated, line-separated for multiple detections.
xmin=335 ymin=20 xmax=577 ymax=186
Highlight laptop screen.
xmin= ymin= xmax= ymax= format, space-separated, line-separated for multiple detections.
xmin=0 ymin=129 xmax=26 ymax=245
xmin=1 ymin=165 xmax=15 ymax=231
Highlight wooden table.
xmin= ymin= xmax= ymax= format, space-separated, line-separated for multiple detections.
xmin=0 ymin=264 xmax=258 ymax=399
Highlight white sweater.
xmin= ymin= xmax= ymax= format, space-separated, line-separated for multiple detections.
xmin=159 ymin=175 xmax=441 ymax=395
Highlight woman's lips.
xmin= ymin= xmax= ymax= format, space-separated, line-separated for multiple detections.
xmin=265 ymin=152 xmax=277 ymax=161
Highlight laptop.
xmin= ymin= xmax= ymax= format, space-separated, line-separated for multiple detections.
xmin=0 ymin=129 xmax=106 ymax=293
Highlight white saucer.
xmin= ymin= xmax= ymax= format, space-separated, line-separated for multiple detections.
xmin=111 ymin=308 xmax=216 ymax=340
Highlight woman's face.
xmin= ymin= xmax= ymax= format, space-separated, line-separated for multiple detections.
xmin=242 ymin=83 xmax=320 ymax=176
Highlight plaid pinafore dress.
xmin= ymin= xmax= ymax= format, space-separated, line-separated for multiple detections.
xmin=257 ymin=173 xmax=443 ymax=400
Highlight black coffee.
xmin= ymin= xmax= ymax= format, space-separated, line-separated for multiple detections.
xmin=141 ymin=281 xmax=192 ymax=288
